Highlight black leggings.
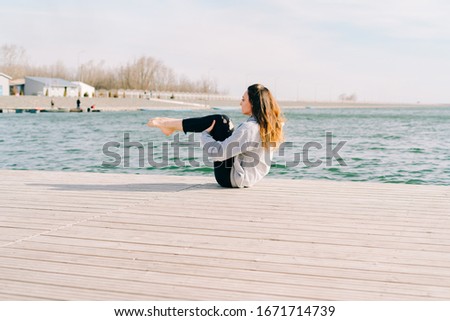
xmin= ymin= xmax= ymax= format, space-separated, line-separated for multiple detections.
xmin=182 ymin=114 xmax=234 ymax=187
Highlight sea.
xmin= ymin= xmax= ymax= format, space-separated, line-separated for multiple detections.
xmin=1 ymin=106 xmax=449 ymax=186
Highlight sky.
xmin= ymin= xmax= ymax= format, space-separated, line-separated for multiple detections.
xmin=1 ymin=0 xmax=450 ymax=103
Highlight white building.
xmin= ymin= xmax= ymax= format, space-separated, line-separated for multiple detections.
xmin=0 ymin=73 xmax=12 ymax=96
xmin=72 ymin=81 xmax=95 ymax=97
xmin=25 ymin=77 xmax=78 ymax=97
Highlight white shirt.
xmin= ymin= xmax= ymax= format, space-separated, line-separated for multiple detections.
xmin=201 ymin=116 xmax=273 ymax=188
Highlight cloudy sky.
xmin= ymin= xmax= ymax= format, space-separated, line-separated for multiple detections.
xmin=1 ymin=0 xmax=450 ymax=103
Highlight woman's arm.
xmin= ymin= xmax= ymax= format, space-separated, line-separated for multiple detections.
xmin=201 ymin=122 xmax=260 ymax=162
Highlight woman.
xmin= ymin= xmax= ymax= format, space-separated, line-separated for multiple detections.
xmin=147 ymin=84 xmax=284 ymax=188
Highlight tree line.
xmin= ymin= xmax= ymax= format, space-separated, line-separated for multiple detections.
xmin=0 ymin=44 xmax=220 ymax=93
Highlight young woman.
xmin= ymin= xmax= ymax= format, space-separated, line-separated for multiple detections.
xmin=147 ymin=84 xmax=284 ymax=188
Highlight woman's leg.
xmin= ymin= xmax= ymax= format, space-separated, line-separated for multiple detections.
xmin=148 ymin=114 xmax=235 ymax=187
xmin=213 ymin=158 xmax=234 ymax=188
xmin=148 ymin=114 xmax=234 ymax=141
xmin=182 ymin=114 xmax=234 ymax=141
xmin=185 ymin=115 xmax=235 ymax=187
xmin=147 ymin=117 xmax=183 ymax=136
xmin=184 ymin=114 xmax=235 ymax=188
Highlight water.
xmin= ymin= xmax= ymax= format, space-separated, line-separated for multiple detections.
xmin=1 ymin=107 xmax=449 ymax=186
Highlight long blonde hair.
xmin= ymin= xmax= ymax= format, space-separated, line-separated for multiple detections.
xmin=247 ymin=84 xmax=285 ymax=149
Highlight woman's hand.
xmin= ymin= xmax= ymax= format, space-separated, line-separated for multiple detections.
xmin=205 ymin=120 xmax=216 ymax=133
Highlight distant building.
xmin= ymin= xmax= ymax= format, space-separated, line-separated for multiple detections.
xmin=96 ymin=89 xmax=110 ymax=98
xmin=25 ymin=76 xmax=78 ymax=97
xmin=72 ymin=81 xmax=95 ymax=98
xmin=10 ymin=78 xmax=25 ymax=96
xmin=0 ymin=72 xmax=12 ymax=96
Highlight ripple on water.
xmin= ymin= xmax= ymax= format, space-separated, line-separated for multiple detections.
xmin=408 ymin=148 xmax=425 ymax=154
xmin=404 ymin=179 xmax=427 ymax=185
xmin=271 ymin=163 xmax=288 ymax=169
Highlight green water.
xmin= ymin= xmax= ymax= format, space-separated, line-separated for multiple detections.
xmin=1 ymin=107 xmax=449 ymax=185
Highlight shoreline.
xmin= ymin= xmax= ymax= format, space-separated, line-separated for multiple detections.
xmin=1 ymin=96 xmax=449 ymax=112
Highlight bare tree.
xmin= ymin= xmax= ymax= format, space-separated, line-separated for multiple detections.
xmin=0 ymin=44 xmax=28 ymax=78
xmin=154 ymin=64 xmax=177 ymax=91
xmin=178 ymin=75 xmax=196 ymax=92
xmin=118 ymin=56 xmax=162 ymax=90
xmin=197 ymin=75 xmax=218 ymax=94
xmin=79 ymin=60 xmax=118 ymax=89
xmin=27 ymin=60 xmax=73 ymax=79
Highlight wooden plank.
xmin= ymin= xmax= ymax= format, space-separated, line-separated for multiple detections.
xmin=0 ymin=279 xmax=158 ymax=300
xmin=0 ymin=260 xmax=433 ymax=300
xmin=82 ymin=214 xmax=450 ymax=245
xmin=44 ymin=224 xmax=450 ymax=260
xmin=75 ymin=220 xmax=450 ymax=250
xmin=2 ymin=247 xmax=449 ymax=298
xmin=92 ymin=212 xmax=450 ymax=240
xmin=9 ymin=240 xmax=450 ymax=277
xmin=0 ymin=267 xmax=294 ymax=300
xmin=7 ymin=242 xmax=450 ymax=283
xmin=0 ymin=292 xmax=52 ymax=300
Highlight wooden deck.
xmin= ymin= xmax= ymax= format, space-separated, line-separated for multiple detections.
xmin=0 ymin=169 xmax=449 ymax=300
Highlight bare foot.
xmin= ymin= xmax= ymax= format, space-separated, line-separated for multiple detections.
xmin=147 ymin=117 xmax=176 ymax=136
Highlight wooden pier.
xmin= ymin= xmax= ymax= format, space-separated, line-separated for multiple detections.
xmin=0 ymin=170 xmax=449 ymax=300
